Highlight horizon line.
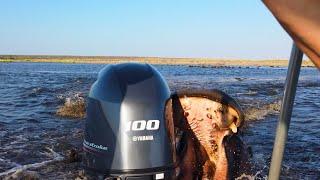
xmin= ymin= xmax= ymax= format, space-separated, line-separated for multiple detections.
xmin=0 ymin=54 xmax=311 ymax=61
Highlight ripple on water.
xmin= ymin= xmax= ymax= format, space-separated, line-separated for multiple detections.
xmin=0 ymin=63 xmax=319 ymax=178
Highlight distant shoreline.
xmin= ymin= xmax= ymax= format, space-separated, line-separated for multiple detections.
xmin=0 ymin=55 xmax=315 ymax=67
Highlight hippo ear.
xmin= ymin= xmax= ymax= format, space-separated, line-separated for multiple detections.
xmin=170 ymin=89 xmax=244 ymax=130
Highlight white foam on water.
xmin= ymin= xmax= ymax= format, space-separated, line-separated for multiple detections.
xmin=0 ymin=147 xmax=64 ymax=177
xmin=235 ymin=169 xmax=268 ymax=180
xmin=236 ymin=91 xmax=258 ymax=96
xmin=0 ymin=158 xmax=21 ymax=167
xmin=244 ymin=100 xmax=281 ymax=121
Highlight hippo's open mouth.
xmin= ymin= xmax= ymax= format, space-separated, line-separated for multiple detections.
xmin=169 ymin=90 xmax=249 ymax=179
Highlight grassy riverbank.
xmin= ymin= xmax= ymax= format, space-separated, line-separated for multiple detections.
xmin=0 ymin=55 xmax=315 ymax=67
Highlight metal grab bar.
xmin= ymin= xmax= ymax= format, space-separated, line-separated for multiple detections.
xmin=268 ymin=43 xmax=303 ymax=179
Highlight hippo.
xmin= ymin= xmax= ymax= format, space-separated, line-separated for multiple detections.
xmin=166 ymin=89 xmax=251 ymax=179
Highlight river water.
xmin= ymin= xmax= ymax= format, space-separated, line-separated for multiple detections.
xmin=0 ymin=62 xmax=319 ymax=179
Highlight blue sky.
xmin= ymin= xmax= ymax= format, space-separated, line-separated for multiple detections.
xmin=0 ymin=1 xmax=293 ymax=59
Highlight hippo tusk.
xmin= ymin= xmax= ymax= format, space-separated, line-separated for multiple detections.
xmin=229 ymin=122 xmax=237 ymax=133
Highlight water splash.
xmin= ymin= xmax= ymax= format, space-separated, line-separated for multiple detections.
xmin=244 ymin=100 xmax=281 ymax=121
xmin=56 ymin=92 xmax=85 ymax=119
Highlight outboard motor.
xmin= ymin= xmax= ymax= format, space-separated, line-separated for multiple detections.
xmin=83 ymin=63 xmax=177 ymax=179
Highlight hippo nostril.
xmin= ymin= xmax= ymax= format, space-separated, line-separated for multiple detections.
xmin=207 ymin=113 xmax=213 ymax=119
xmin=184 ymin=111 xmax=189 ymax=117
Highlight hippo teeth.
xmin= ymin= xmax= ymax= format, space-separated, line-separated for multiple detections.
xmin=229 ymin=122 xmax=237 ymax=133
xmin=189 ymin=122 xmax=198 ymax=130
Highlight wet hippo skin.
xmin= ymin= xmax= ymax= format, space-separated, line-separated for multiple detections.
xmin=168 ymin=90 xmax=250 ymax=179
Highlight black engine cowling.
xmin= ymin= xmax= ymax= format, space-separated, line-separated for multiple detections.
xmin=83 ymin=63 xmax=177 ymax=179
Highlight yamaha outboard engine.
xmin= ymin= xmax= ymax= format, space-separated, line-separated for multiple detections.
xmin=83 ymin=63 xmax=177 ymax=179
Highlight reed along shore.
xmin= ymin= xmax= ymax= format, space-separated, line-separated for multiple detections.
xmin=0 ymin=55 xmax=315 ymax=67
